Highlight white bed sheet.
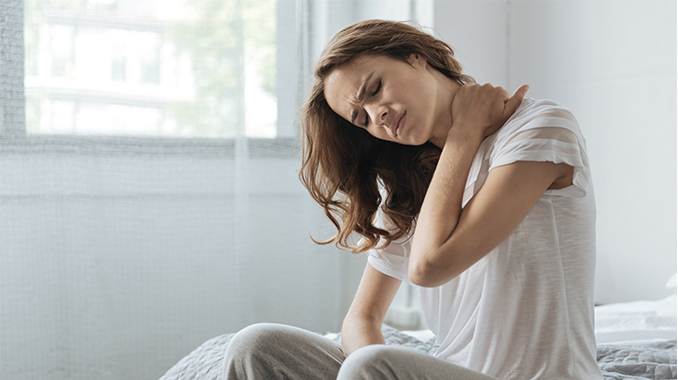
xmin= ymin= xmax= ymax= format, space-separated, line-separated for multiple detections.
xmin=594 ymin=294 xmax=677 ymax=345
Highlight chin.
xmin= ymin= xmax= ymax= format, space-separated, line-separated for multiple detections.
xmin=404 ymin=133 xmax=429 ymax=146
xmin=402 ymin=125 xmax=432 ymax=146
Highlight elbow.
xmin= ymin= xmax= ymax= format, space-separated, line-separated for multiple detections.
xmin=408 ymin=240 xmax=445 ymax=287
xmin=408 ymin=256 xmax=451 ymax=288
xmin=408 ymin=246 xmax=465 ymax=288
xmin=408 ymin=263 xmax=434 ymax=287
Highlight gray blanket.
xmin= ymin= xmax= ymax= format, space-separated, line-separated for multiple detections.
xmin=597 ymin=340 xmax=677 ymax=380
xmin=159 ymin=325 xmax=677 ymax=380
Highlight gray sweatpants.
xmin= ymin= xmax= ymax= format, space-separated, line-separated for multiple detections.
xmin=222 ymin=323 xmax=498 ymax=380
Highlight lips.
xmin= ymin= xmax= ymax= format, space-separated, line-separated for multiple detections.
xmin=391 ymin=111 xmax=406 ymax=138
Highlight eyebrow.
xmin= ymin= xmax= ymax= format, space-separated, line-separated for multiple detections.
xmin=350 ymin=71 xmax=374 ymax=125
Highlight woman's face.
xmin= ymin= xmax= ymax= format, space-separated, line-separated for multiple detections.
xmin=324 ymin=53 xmax=443 ymax=146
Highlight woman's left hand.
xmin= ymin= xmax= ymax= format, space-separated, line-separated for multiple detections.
xmin=450 ymin=83 xmax=530 ymax=140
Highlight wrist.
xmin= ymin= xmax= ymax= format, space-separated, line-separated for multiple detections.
xmin=445 ymin=122 xmax=485 ymax=147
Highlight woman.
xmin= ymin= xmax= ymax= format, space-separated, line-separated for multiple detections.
xmin=223 ymin=19 xmax=602 ymax=380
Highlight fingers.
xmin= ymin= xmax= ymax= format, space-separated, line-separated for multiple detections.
xmin=449 ymin=82 xmax=530 ymax=139
xmin=504 ymin=84 xmax=530 ymax=114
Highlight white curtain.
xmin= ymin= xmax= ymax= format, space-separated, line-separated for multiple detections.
xmin=0 ymin=1 xmax=428 ymax=379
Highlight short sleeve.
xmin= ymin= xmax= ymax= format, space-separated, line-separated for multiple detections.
xmin=360 ymin=210 xmax=413 ymax=284
xmin=489 ymin=105 xmax=591 ymax=198
xmin=366 ymin=236 xmax=412 ymax=285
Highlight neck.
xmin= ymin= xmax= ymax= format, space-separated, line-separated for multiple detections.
xmin=428 ymin=70 xmax=462 ymax=149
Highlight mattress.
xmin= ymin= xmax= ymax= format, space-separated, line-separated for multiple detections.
xmin=159 ymin=296 xmax=677 ymax=380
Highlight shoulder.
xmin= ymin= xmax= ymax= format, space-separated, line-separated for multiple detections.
xmin=514 ymin=97 xmax=575 ymax=119
xmin=486 ymin=97 xmax=593 ymax=198
xmin=496 ymin=97 xmax=581 ymax=139
xmin=487 ymin=97 xmax=589 ymax=160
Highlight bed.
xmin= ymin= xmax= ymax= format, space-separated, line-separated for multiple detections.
xmin=159 ymin=287 xmax=677 ymax=379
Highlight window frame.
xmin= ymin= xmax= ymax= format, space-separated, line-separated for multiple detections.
xmin=2 ymin=0 xmax=301 ymax=153
xmin=2 ymin=0 xmax=432 ymax=159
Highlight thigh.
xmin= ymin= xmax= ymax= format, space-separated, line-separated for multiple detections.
xmin=223 ymin=323 xmax=345 ymax=380
xmin=337 ymin=345 xmax=498 ymax=380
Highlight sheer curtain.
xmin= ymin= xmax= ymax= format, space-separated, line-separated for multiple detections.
xmin=0 ymin=1 xmax=429 ymax=379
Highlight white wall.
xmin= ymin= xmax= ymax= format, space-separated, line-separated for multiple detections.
xmin=434 ymin=0 xmax=676 ymax=304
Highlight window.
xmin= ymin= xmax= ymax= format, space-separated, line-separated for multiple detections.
xmin=24 ymin=0 xmax=278 ymax=138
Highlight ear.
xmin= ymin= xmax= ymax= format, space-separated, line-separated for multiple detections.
xmin=407 ymin=53 xmax=427 ymax=68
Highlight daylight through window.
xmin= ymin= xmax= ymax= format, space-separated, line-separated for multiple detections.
xmin=25 ymin=0 xmax=277 ymax=138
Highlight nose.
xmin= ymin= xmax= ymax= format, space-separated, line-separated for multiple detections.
xmin=365 ymin=102 xmax=389 ymax=127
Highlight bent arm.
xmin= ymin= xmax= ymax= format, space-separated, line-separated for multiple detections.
xmin=342 ymin=262 xmax=401 ymax=355
xmin=410 ymin=156 xmax=572 ymax=287
xmin=409 ymin=83 xmax=573 ymax=287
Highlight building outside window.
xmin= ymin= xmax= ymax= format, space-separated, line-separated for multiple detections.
xmin=24 ymin=0 xmax=277 ymax=138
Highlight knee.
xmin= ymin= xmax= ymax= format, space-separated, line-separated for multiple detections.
xmin=223 ymin=323 xmax=290 ymax=379
xmin=337 ymin=345 xmax=395 ymax=380
xmin=225 ymin=323 xmax=284 ymax=359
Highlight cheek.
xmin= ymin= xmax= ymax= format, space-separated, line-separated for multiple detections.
xmin=400 ymin=83 xmax=429 ymax=110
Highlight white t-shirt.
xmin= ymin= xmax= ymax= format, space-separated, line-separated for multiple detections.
xmin=366 ymin=98 xmax=603 ymax=380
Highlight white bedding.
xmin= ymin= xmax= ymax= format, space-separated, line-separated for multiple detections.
xmin=159 ymin=295 xmax=677 ymax=380
xmin=595 ymin=294 xmax=677 ymax=345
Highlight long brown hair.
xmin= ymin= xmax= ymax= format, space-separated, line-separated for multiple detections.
xmin=299 ymin=20 xmax=473 ymax=253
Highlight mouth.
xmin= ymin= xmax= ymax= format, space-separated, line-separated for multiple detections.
xmin=391 ymin=111 xmax=406 ymax=138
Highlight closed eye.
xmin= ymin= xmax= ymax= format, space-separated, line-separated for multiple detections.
xmin=371 ymin=79 xmax=382 ymax=96
xmin=361 ymin=80 xmax=382 ymax=127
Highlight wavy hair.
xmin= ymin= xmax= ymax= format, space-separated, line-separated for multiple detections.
xmin=299 ymin=20 xmax=474 ymax=253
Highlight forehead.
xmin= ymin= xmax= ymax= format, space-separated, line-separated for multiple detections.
xmin=324 ymin=55 xmax=392 ymax=121
xmin=325 ymin=56 xmax=372 ymax=99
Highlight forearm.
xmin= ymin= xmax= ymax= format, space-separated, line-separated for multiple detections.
xmin=408 ymin=83 xmax=528 ymax=287
xmin=409 ymin=129 xmax=483 ymax=286
xmin=341 ymin=312 xmax=385 ymax=356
